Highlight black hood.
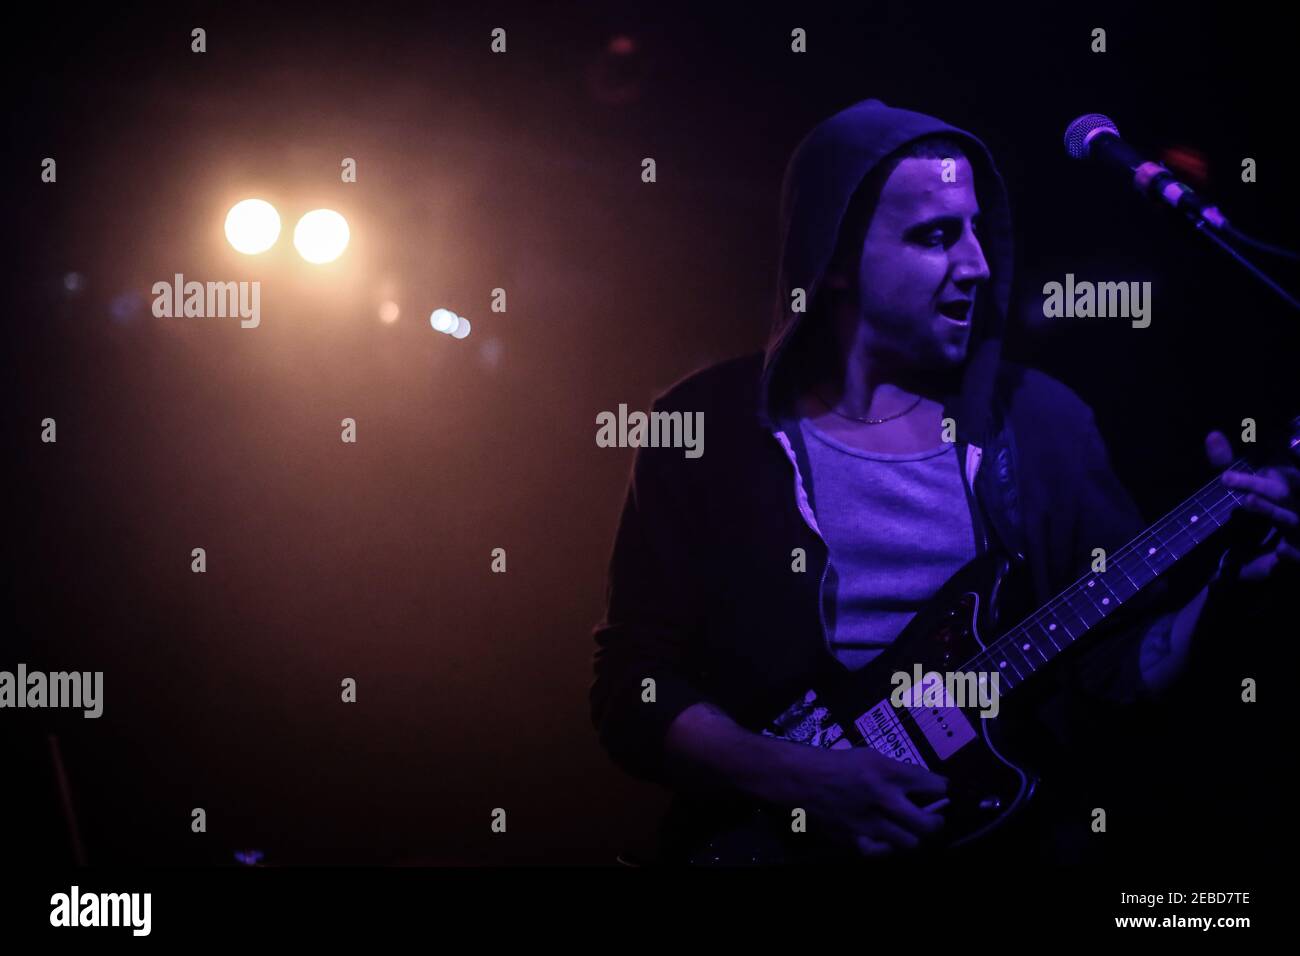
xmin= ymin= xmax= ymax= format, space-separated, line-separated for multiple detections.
xmin=760 ymin=98 xmax=1015 ymax=447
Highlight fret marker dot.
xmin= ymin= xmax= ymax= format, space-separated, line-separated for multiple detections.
xmin=1022 ymin=642 xmax=1030 ymax=651
xmin=1190 ymin=515 xmax=1198 ymax=523
xmin=999 ymin=661 xmax=1007 ymax=668
xmin=1048 ymin=623 xmax=1057 ymax=631
xmin=1148 ymin=547 xmax=1157 ymax=555
xmin=1101 ymin=597 xmax=1110 ymax=605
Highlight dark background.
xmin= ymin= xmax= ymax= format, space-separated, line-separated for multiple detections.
xmin=3 ymin=0 xmax=1293 ymax=867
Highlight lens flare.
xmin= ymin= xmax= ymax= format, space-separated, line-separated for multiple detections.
xmin=293 ymin=209 xmax=350 ymax=264
xmin=224 ymin=199 xmax=281 ymax=254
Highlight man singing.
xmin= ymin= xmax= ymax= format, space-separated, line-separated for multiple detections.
xmin=590 ymin=99 xmax=1298 ymax=864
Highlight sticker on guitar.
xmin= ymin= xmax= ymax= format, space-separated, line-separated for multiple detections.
xmin=853 ymin=700 xmax=930 ymax=768
xmin=761 ymin=688 xmax=845 ymax=748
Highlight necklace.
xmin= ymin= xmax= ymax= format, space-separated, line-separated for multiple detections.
xmin=812 ymin=388 xmax=923 ymax=425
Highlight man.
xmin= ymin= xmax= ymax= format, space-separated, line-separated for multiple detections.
xmin=590 ymin=99 xmax=1297 ymax=864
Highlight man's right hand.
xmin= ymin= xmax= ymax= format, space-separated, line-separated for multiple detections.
xmin=664 ymin=701 xmax=948 ymax=857
xmin=770 ymin=743 xmax=948 ymax=856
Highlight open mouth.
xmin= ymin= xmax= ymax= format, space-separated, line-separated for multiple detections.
xmin=938 ymin=300 xmax=972 ymax=323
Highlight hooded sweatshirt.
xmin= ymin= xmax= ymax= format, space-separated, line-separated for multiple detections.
xmin=590 ymin=99 xmax=1180 ymax=861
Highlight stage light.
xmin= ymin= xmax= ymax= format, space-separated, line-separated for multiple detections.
xmin=378 ymin=301 xmax=400 ymax=323
xmin=224 ymin=199 xmax=281 ymax=254
xmin=293 ymin=209 xmax=350 ymax=264
xmin=451 ymin=317 xmax=471 ymax=339
xmin=429 ymin=308 xmax=457 ymax=333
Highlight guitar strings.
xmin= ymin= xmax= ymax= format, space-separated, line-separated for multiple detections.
xmin=965 ymin=461 xmax=1253 ymax=679
xmin=911 ymin=482 xmax=1245 ymax=742
xmin=894 ymin=464 xmax=1254 ymax=741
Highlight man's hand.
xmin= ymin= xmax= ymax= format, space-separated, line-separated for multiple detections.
xmin=1139 ymin=429 xmax=1297 ymax=694
xmin=770 ymin=744 xmax=949 ymax=856
xmin=1205 ymin=430 xmax=1300 ymax=581
xmin=664 ymin=702 xmax=947 ymax=857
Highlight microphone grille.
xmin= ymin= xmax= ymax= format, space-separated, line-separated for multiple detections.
xmin=1064 ymin=113 xmax=1119 ymax=160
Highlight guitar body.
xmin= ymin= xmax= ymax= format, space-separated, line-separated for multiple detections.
xmin=680 ymin=424 xmax=1288 ymax=864
xmin=688 ymin=550 xmax=1039 ymax=864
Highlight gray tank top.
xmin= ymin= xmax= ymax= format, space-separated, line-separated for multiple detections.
xmin=798 ymin=418 xmax=979 ymax=671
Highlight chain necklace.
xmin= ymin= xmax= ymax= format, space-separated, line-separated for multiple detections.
xmin=812 ymin=388 xmax=923 ymax=425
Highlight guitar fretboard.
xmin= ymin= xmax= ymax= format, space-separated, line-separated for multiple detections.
xmin=963 ymin=458 xmax=1254 ymax=692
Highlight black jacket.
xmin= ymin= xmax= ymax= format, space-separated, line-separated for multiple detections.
xmin=589 ymin=100 xmax=1181 ymax=857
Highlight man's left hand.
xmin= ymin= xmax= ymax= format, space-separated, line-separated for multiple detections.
xmin=1206 ymin=429 xmax=1300 ymax=581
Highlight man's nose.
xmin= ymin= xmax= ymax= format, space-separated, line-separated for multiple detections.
xmin=952 ymin=229 xmax=990 ymax=288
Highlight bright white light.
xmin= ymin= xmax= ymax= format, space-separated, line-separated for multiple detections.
xmin=430 ymin=308 xmax=457 ymax=333
xmin=451 ymin=317 xmax=471 ymax=339
xmin=378 ymin=301 xmax=400 ymax=323
xmin=293 ymin=209 xmax=350 ymax=264
xmin=224 ymin=199 xmax=281 ymax=254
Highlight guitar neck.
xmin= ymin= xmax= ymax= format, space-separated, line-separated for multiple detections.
xmin=963 ymin=457 xmax=1255 ymax=694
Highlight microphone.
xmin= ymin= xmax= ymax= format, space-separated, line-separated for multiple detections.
xmin=1064 ymin=113 xmax=1229 ymax=230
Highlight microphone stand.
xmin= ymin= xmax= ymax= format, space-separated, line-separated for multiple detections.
xmin=1191 ymin=219 xmax=1300 ymax=311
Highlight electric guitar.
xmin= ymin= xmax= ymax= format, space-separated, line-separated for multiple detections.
xmin=688 ymin=429 xmax=1293 ymax=864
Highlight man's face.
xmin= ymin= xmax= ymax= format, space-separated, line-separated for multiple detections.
xmin=831 ymin=156 xmax=991 ymax=369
